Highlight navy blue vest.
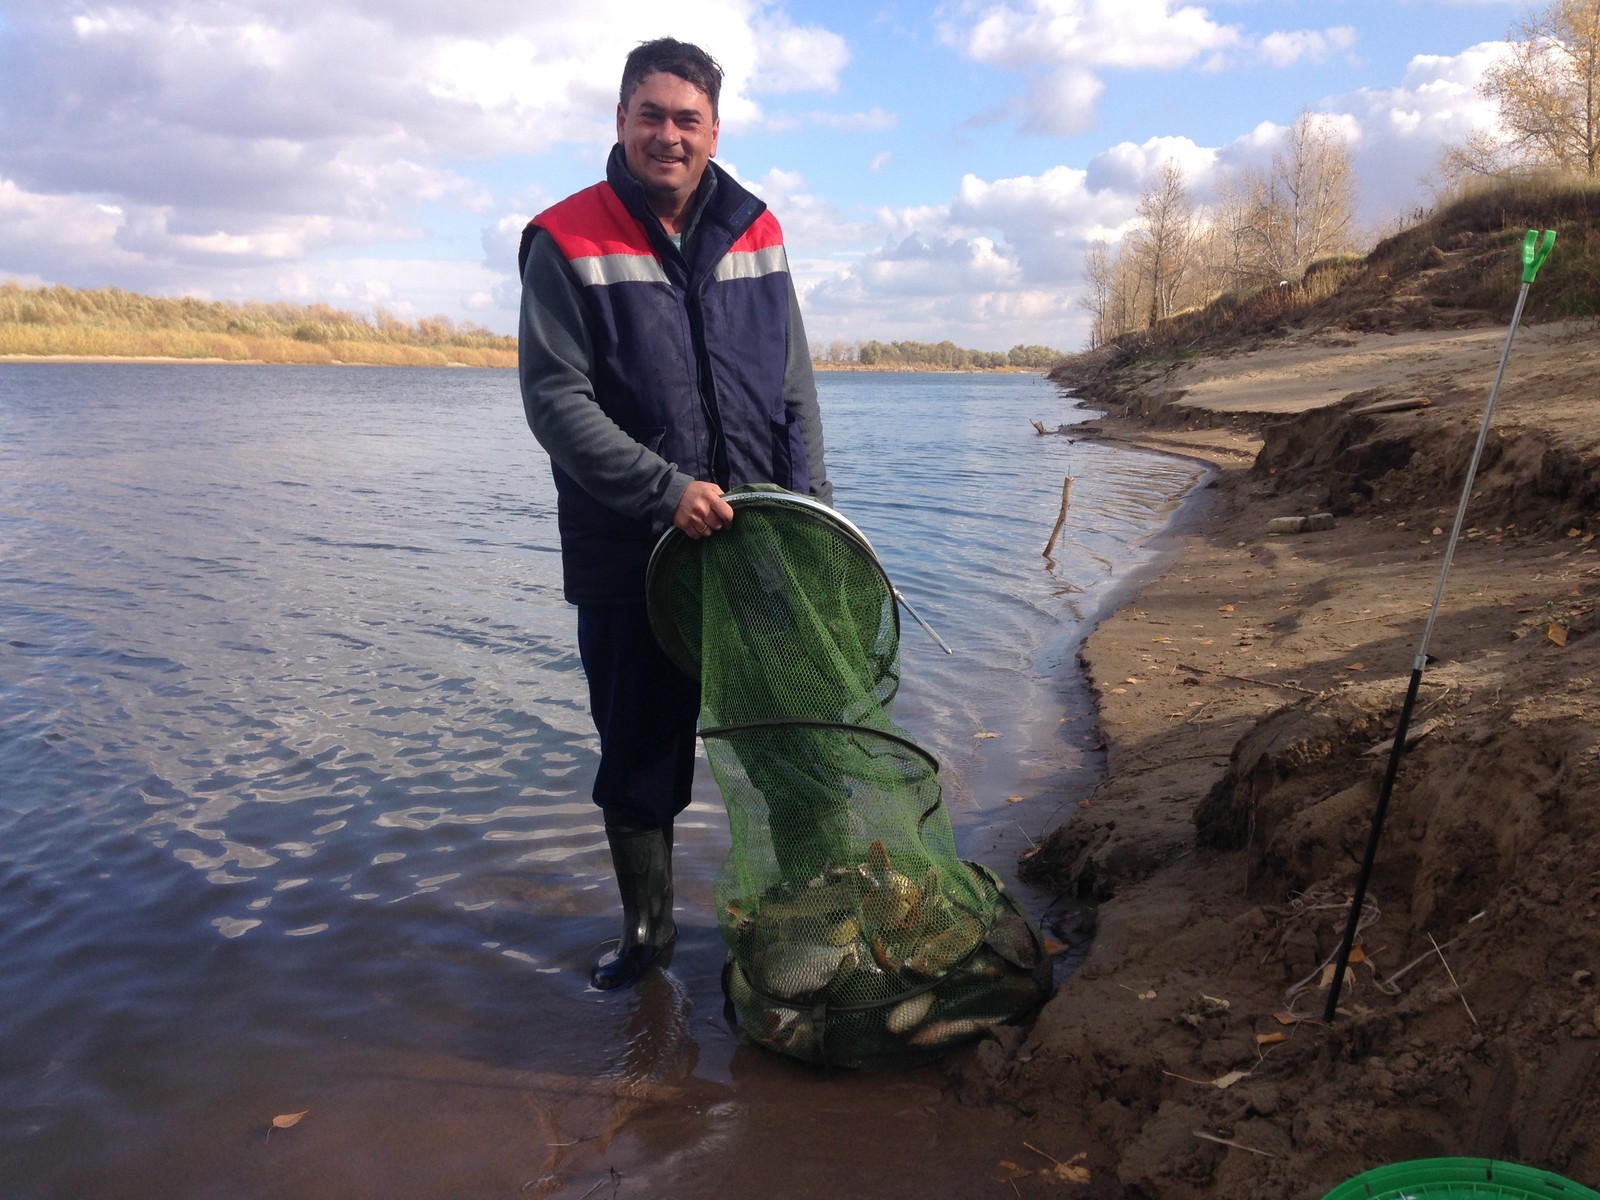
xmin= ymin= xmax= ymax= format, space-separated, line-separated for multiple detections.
xmin=522 ymin=149 xmax=809 ymax=604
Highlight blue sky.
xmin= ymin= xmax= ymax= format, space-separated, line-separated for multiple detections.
xmin=0 ymin=0 xmax=1522 ymax=351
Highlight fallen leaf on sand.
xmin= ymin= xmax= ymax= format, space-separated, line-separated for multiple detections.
xmin=1006 ymin=794 xmax=1025 ymax=804
xmin=1218 ymin=604 xmax=1235 ymax=613
xmin=974 ymin=730 xmax=1001 ymax=739
xmin=1152 ymin=635 xmax=1173 ymax=644
xmin=1548 ymin=623 xmax=1569 ymax=647
xmin=1123 ymin=677 xmax=1140 ymax=685
xmin=1256 ymin=1032 xmax=1288 ymax=1046
xmin=1138 ymin=989 xmax=1156 ymax=1001
xmin=995 ymin=1160 xmax=1032 ymax=1181
xmin=1213 ymin=1070 xmax=1250 ymax=1089
xmin=272 ymin=1111 xmax=309 ymax=1129
xmin=1047 ymin=1155 xmax=1091 ymax=1185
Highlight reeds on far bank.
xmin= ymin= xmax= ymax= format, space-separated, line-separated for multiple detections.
xmin=0 ymin=284 xmax=518 ymax=368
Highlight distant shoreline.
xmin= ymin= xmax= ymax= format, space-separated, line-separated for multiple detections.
xmin=1 ymin=353 xmax=1051 ymax=374
xmin=0 ymin=354 xmax=483 ymax=367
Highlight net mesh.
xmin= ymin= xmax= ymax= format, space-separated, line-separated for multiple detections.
xmin=647 ymin=485 xmax=1052 ymax=1067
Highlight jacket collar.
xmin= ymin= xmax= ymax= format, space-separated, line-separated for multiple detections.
xmin=605 ymin=144 xmax=765 ymax=270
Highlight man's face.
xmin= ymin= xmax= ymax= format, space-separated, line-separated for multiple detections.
xmin=616 ymin=70 xmax=719 ymax=228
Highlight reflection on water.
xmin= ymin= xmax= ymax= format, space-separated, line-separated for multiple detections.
xmin=0 ymin=363 xmax=1200 ymax=1197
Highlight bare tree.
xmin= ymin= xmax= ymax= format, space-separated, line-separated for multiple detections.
xmin=1235 ymin=110 xmax=1358 ymax=283
xmin=1473 ymin=0 xmax=1600 ymax=177
xmin=1079 ymin=239 xmax=1152 ymax=345
xmin=1127 ymin=160 xmax=1197 ymax=325
xmin=1187 ymin=172 xmax=1263 ymax=296
xmin=1078 ymin=242 xmax=1116 ymax=348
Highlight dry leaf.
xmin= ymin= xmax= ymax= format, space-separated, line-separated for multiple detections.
xmin=1006 ymin=794 xmax=1025 ymax=804
xmin=1212 ymin=1070 xmax=1249 ymax=1089
xmin=1138 ymin=989 xmax=1157 ymax=1001
xmin=271 ymin=1111 xmax=309 ymax=1129
xmin=1218 ymin=604 xmax=1235 ymax=613
xmin=1347 ymin=662 xmax=1366 ymax=671
xmin=1348 ymin=945 xmax=1366 ymax=964
xmin=1256 ymin=1032 xmax=1288 ymax=1046
xmin=1274 ymin=1012 xmax=1300 ymax=1025
xmin=1110 ymin=687 xmax=1127 ymax=695
xmin=1048 ymin=1156 xmax=1092 ymax=1185
xmin=1152 ymin=635 xmax=1173 ymax=644
xmin=995 ymin=1160 xmax=1032 ymax=1182
xmin=1124 ymin=677 xmax=1140 ymax=685
xmin=1548 ymin=623 xmax=1569 ymax=647
xmin=974 ymin=730 xmax=1001 ymax=739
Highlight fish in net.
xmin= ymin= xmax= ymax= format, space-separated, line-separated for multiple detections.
xmin=646 ymin=485 xmax=1053 ymax=1068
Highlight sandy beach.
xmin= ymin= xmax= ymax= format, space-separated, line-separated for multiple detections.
xmin=968 ymin=319 xmax=1600 ymax=1198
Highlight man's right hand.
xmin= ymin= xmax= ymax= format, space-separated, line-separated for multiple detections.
xmin=673 ymin=481 xmax=735 ymax=539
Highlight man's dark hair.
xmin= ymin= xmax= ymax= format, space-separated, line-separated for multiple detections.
xmin=620 ymin=38 xmax=723 ymax=117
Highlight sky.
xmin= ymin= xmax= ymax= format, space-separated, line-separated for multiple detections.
xmin=0 ymin=0 xmax=1527 ymax=352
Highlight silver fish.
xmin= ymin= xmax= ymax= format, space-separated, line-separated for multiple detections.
xmin=886 ymin=991 xmax=935 ymax=1034
xmin=907 ymin=1016 xmax=1002 ymax=1048
xmin=757 ymin=940 xmax=857 ymax=1000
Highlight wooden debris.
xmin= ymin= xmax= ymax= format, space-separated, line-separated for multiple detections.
xmin=1043 ymin=474 xmax=1075 ymax=560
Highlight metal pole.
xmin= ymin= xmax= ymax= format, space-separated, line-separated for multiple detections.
xmin=1322 ymin=229 xmax=1555 ymax=1022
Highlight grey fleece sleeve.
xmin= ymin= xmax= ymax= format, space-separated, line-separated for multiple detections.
xmin=518 ymin=229 xmax=690 ymax=525
xmin=784 ymin=268 xmax=833 ymax=507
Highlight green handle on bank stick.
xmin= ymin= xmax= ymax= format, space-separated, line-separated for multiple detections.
xmin=1522 ymin=228 xmax=1556 ymax=283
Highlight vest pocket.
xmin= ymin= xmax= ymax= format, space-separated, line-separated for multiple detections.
xmin=769 ymin=409 xmax=808 ymax=493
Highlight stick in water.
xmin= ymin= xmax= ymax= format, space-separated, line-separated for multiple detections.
xmin=1043 ymin=473 xmax=1074 ymax=559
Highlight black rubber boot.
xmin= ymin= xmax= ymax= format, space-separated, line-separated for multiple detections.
xmin=591 ymin=822 xmax=677 ymax=990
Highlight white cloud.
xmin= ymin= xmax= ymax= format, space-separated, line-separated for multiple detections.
xmin=940 ymin=0 xmax=1370 ymax=134
xmin=1258 ymin=26 xmax=1357 ymax=68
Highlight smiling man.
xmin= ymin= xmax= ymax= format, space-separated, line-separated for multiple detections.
xmin=517 ymin=38 xmax=830 ymax=991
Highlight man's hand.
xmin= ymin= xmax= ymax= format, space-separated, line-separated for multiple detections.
xmin=673 ymin=481 xmax=734 ymax=539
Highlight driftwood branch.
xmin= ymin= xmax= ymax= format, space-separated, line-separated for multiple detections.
xmin=1178 ymin=662 xmax=1318 ymax=695
xmin=1042 ymin=474 xmax=1074 ymax=560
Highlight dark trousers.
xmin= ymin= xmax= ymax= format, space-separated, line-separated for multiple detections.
xmin=577 ymin=603 xmax=700 ymax=830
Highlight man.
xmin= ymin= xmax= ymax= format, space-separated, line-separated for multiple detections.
xmin=517 ymin=37 xmax=831 ymax=990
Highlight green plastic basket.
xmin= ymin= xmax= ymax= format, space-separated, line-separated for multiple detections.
xmin=1322 ymin=1158 xmax=1600 ymax=1200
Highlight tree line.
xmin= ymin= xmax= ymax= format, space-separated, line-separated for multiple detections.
xmin=810 ymin=339 xmax=1064 ymax=369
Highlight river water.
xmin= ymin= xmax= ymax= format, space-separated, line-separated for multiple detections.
xmin=0 ymin=364 xmax=1201 ymax=1199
